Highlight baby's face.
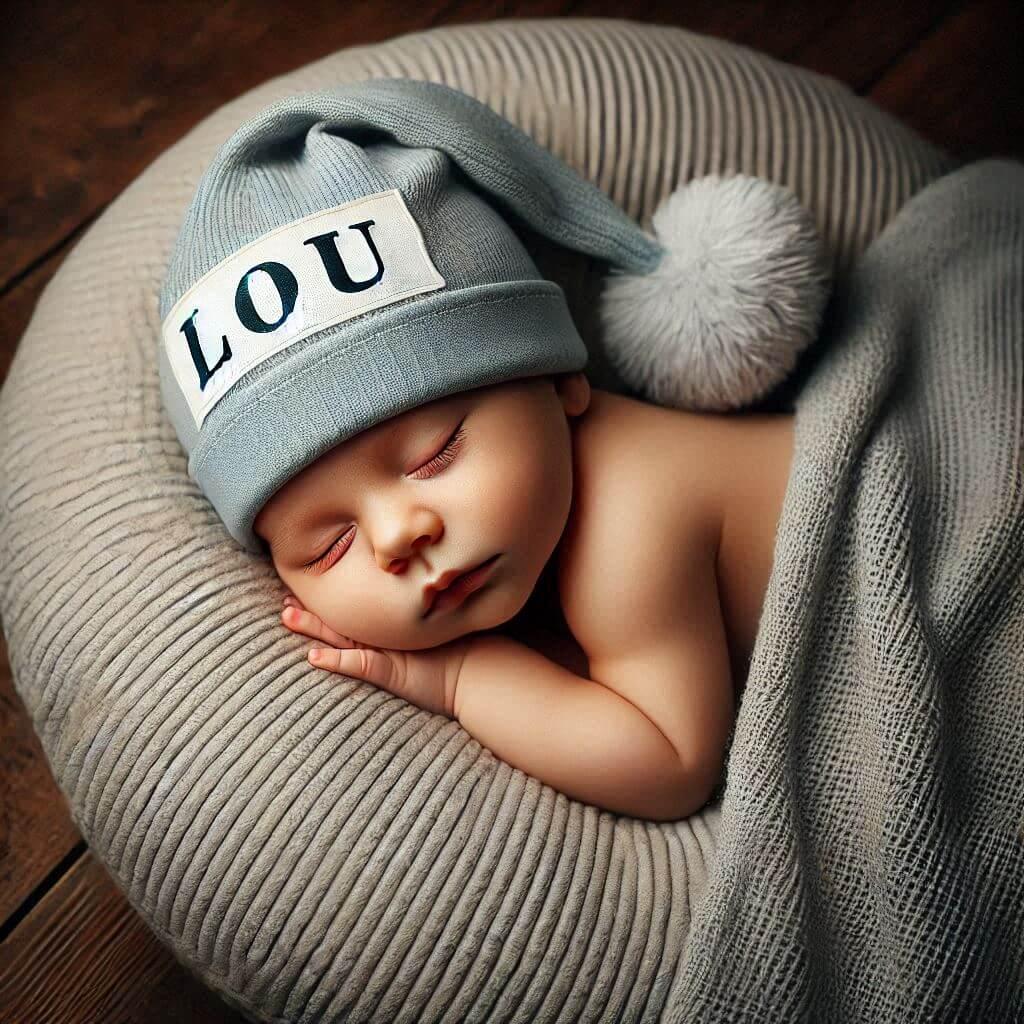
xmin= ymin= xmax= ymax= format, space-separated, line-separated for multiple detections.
xmin=254 ymin=372 xmax=591 ymax=650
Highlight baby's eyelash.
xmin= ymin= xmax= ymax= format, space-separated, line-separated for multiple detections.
xmin=409 ymin=422 xmax=467 ymax=479
xmin=301 ymin=422 xmax=467 ymax=573
xmin=303 ymin=524 xmax=355 ymax=574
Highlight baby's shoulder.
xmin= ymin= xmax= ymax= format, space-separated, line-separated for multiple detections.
xmin=566 ymin=387 xmax=728 ymax=547
xmin=555 ymin=389 xmax=727 ymax=653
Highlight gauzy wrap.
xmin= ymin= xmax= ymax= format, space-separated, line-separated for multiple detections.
xmin=669 ymin=157 xmax=1024 ymax=1022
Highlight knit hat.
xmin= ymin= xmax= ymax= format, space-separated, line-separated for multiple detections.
xmin=160 ymin=77 xmax=829 ymax=556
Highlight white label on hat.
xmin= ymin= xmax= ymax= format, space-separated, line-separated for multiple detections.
xmin=161 ymin=188 xmax=447 ymax=429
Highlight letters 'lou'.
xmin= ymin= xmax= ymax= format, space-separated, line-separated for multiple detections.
xmin=179 ymin=218 xmax=385 ymax=391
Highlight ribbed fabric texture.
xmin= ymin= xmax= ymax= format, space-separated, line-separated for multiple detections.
xmin=0 ymin=17 xmax=958 ymax=1024
xmin=671 ymin=155 xmax=1024 ymax=1021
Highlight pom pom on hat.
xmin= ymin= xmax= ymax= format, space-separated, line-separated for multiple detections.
xmin=599 ymin=174 xmax=833 ymax=412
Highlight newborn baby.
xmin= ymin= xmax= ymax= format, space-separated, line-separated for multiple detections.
xmin=160 ymin=80 xmax=823 ymax=826
xmin=254 ymin=370 xmax=795 ymax=821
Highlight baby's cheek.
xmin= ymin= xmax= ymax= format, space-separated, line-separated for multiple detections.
xmin=532 ymin=447 xmax=575 ymax=536
xmin=498 ymin=445 xmax=561 ymax=521
xmin=316 ymin=590 xmax=415 ymax=650
xmin=319 ymin=596 xmax=363 ymax=637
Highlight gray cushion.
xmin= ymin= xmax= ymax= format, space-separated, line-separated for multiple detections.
xmin=0 ymin=17 xmax=957 ymax=1023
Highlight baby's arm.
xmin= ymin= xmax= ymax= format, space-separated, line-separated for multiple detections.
xmin=283 ymin=596 xmax=720 ymax=820
xmin=452 ymin=634 xmax=700 ymax=821
xmin=501 ymin=421 xmax=738 ymax=821
xmin=452 ymin=509 xmax=734 ymax=822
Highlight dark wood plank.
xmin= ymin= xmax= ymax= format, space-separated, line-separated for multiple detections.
xmin=0 ymin=0 xmax=524 ymax=294
xmin=0 ymin=630 xmax=82 ymax=929
xmin=0 ymin=850 xmax=242 ymax=1023
xmin=783 ymin=0 xmax=962 ymax=93
xmin=867 ymin=0 xmax=1024 ymax=160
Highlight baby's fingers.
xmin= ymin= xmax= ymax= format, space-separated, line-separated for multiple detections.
xmin=309 ymin=645 xmax=398 ymax=691
xmin=281 ymin=606 xmax=353 ymax=649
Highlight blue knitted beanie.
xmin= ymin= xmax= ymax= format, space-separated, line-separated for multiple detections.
xmin=159 ymin=77 xmax=828 ymax=556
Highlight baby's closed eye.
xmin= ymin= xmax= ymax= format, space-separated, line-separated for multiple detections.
xmin=300 ymin=418 xmax=470 ymax=575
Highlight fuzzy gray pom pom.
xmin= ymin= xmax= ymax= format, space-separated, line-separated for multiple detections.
xmin=598 ymin=174 xmax=832 ymax=411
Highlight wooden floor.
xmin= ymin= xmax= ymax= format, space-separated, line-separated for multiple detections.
xmin=1 ymin=1 xmax=1021 ymax=1020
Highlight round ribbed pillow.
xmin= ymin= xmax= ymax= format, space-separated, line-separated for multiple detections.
xmin=0 ymin=17 xmax=956 ymax=1024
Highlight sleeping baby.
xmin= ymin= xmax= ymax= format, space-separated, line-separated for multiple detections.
xmin=256 ymin=372 xmax=795 ymax=821
xmin=159 ymin=79 xmax=826 ymax=823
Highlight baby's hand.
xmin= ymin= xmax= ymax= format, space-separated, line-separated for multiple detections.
xmin=280 ymin=591 xmax=468 ymax=719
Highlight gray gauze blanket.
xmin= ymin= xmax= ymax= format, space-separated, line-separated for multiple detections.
xmin=668 ymin=157 xmax=1024 ymax=1022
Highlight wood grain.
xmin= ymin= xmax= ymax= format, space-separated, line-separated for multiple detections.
xmin=4 ymin=0 xmax=986 ymax=299
xmin=0 ymin=631 xmax=82 ymax=930
xmin=867 ymin=0 xmax=1024 ymax=161
xmin=1 ymin=0 xmax=516 ymax=294
xmin=0 ymin=850 xmax=242 ymax=1023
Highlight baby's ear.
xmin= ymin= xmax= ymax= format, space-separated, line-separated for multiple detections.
xmin=251 ymin=514 xmax=274 ymax=562
xmin=554 ymin=371 xmax=591 ymax=418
